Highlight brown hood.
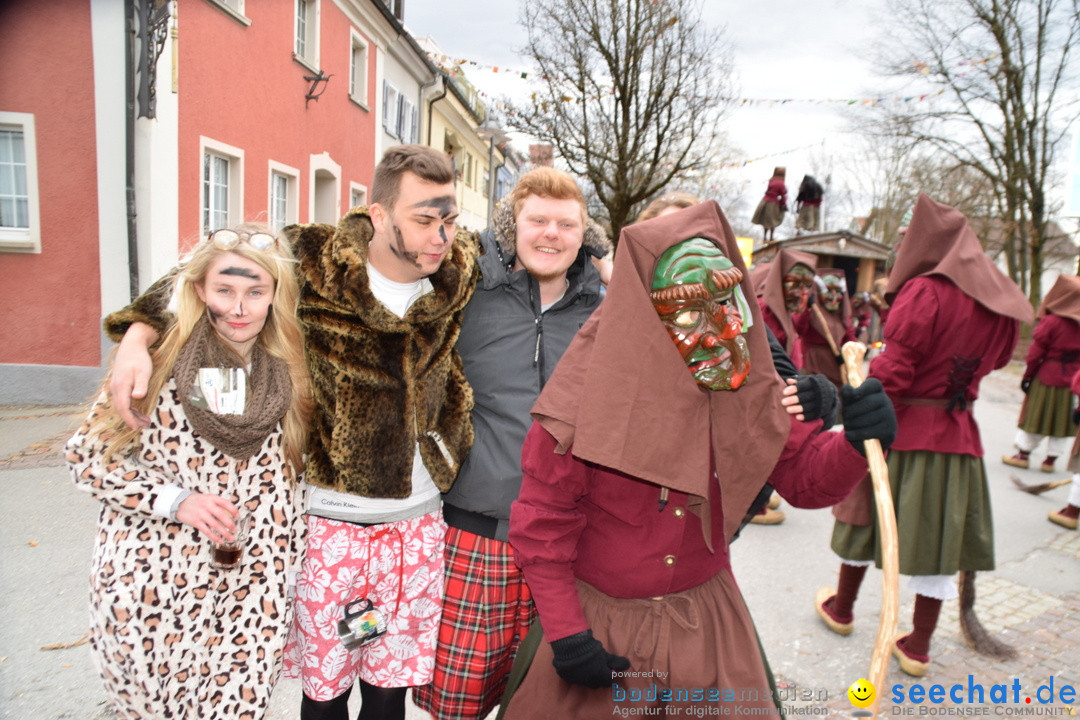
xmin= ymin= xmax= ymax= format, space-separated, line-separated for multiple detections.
xmin=756 ymin=248 xmax=818 ymax=353
xmin=1037 ymin=275 xmax=1080 ymax=324
xmin=530 ymin=201 xmax=790 ymax=544
xmin=885 ymin=194 xmax=1033 ymax=324
xmin=814 ymin=268 xmax=852 ymax=345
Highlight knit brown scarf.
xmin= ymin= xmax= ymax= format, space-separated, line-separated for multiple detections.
xmin=173 ymin=316 xmax=291 ymax=460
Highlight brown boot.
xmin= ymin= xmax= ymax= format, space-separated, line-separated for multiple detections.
xmin=1002 ymin=450 xmax=1030 ymax=469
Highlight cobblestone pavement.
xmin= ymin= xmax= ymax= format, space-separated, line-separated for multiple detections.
xmin=1 ymin=367 xmax=1077 ymax=719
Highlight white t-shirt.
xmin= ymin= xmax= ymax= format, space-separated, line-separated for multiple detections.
xmin=306 ymin=263 xmax=442 ymax=524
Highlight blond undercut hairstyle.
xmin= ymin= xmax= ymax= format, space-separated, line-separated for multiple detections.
xmin=509 ymin=167 xmax=587 ymax=225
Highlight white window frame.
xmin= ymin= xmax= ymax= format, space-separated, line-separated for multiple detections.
xmin=397 ymin=95 xmax=418 ymax=143
xmin=309 ymin=152 xmax=341 ymax=224
xmin=464 ymin=152 xmax=474 ymax=188
xmin=204 ymin=0 xmax=251 ymax=26
xmin=294 ymin=0 xmax=320 ymax=70
xmin=199 ymin=137 xmax=244 ymax=235
xmin=350 ymin=182 xmax=368 ymax=209
xmin=382 ymin=81 xmax=400 ymax=137
xmin=268 ymin=160 xmax=300 ymax=230
xmin=0 ymin=112 xmax=41 ymax=253
xmin=349 ymin=30 xmax=370 ymax=110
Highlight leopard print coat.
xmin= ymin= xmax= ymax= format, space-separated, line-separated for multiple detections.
xmin=287 ymin=207 xmax=478 ymax=498
xmin=66 ymin=380 xmax=307 ymax=720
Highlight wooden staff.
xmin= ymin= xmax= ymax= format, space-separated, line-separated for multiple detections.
xmin=841 ymin=341 xmax=898 ymax=718
xmin=812 ymin=303 xmax=848 ymax=384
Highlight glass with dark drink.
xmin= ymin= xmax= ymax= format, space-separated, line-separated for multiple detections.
xmin=209 ymin=511 xmax=249 ymax=570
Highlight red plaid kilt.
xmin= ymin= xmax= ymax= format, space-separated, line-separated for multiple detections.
xmin=412 ymin=526 xmax=537 ymax=720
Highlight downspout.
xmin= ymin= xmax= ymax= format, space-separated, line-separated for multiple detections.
xmin=426 ymin=73 xmax=447 ymax=146
xmin=124 ymin=0 xmax=140 ymax=299
xmin=418 ymin=71 xmax=438 ymax=145
xmin=488 ymin=146 xmax=506 ymax=226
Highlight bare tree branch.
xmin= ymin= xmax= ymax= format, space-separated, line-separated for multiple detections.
xmin=510 ymin=0 xmax=733 ymax=239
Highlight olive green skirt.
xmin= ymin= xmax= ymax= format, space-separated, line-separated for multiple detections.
xmin=830 ymin=449 xmax=994 ymax=575
xmin=1018 ymin=378 xmax=1076 ymax=437
xmin=751 ymin=199 xmax=784 ymax=229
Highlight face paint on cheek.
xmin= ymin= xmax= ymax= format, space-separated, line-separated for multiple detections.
xmin=390 ymin=224 xmax=422 ymax=269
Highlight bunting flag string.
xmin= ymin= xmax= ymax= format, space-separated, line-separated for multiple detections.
xmin=716 ymin=141 xmax=824 ymax=169
xmin=913 ymin=50 xmax=999 ymax=75
xmin=426 ymin=51 xmax=948 ymax=110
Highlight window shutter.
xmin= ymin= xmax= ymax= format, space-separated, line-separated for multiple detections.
xmin=382 ymin=81 xmax=391 ymax=130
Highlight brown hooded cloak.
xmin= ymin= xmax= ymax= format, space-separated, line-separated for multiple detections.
xmin=755 ymin=248 xmax=818 ymax=355
xmin=529 ymin=200 xmax=790 ymax=543
xmin=885 ymin=194 xmax=1033 ymax=325
xmin=1036 ymin=275 xmax=1080 ymax=324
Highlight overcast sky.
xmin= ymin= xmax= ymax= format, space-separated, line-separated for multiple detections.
xmin=402 ymin=0 xmax=900 ymax=230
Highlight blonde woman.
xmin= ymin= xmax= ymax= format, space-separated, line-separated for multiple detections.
xmin=66 ymin=226 xmax=312 ymax=720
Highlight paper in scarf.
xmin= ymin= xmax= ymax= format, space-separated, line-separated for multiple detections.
xmin=531 ymin=200 xmax=791 ymax=543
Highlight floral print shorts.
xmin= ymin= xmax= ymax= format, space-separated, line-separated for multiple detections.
xmin=283 ymin=511 xmax=446 ymax=699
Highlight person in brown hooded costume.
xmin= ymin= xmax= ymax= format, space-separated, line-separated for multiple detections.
xmin=751 ymin=166 xmax=788 ymax=243
xmin=815 ymin=194 xmax=1034 ymax=677
xmin=504 ymin=201 xmax=896 ymax=717
xmin=801 ymin=269 xmax=856 ymax=390
xmin=1002 ymin=274 xmax=1080 ymax=472
xmin=754 ymin=247 xmax=817 ymax=371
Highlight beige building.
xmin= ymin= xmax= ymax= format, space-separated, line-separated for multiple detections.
xmin=417 ymin=38 xmax=507 ymax=231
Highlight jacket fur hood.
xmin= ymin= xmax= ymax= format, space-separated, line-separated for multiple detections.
xmin=489 ymin=197 xmax=612 ymax=260
xmin=284 ymin=207 xmax=478 ymax=498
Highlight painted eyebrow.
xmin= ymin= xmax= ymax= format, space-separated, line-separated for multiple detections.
xmin=408 ymin=195 xmax=458 ymax=216
xmin=217 ymin=266 xmax=263 ymax=279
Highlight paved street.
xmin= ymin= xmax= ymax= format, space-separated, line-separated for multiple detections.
xmin=0 ymin=364 xmax=1076 ymax=719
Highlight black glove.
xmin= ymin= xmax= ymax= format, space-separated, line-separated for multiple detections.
xmin=1021 ymin=378 xmax=1032 ymax=394
xmin=793 ymin=374 xmax=839 ymax=425
xmin=841 ymin=378 xmax=897 ymax=455
xmin=834 ymin=354 xmax=844 ymax=366
xmin=550 ymin=630 xmax=630 ymax=688
xmin=1072 ymin=408 xmax=1080 ymax=425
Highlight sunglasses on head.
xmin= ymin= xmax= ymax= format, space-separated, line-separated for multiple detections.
xmin=209 ymin=229 xmax=278 ymax=252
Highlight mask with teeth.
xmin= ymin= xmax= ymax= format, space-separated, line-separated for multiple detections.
xmin=650 ymin=238 xmax=753 ymax=391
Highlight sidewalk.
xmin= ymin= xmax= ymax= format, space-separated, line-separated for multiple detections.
xmin=1 ymin=368 xmax=1076 ymax=719
xmin=733 ymin=366 xmax=1080 ymax=717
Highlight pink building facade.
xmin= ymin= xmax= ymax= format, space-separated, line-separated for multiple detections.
xmin=0 ymin=0 xmax=439 ymax=403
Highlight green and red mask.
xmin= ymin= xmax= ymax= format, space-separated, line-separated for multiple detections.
xmin=651 ymin=238 xmax=753 ymax=391
xmin=783 ymin=263 xmax=814 ymax=313
xmin=820 ymin=273 xmax=845 ymax=312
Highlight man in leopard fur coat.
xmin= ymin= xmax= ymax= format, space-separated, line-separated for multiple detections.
xmin=104 ymin=145 xmax=476 ymax=720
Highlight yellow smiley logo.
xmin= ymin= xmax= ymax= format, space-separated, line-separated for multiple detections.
xmin=847 ymin=678 xmax=876 ymax=708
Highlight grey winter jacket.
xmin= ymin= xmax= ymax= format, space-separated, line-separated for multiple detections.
xmin=443 ymin=222 xmax=607 ymax=541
